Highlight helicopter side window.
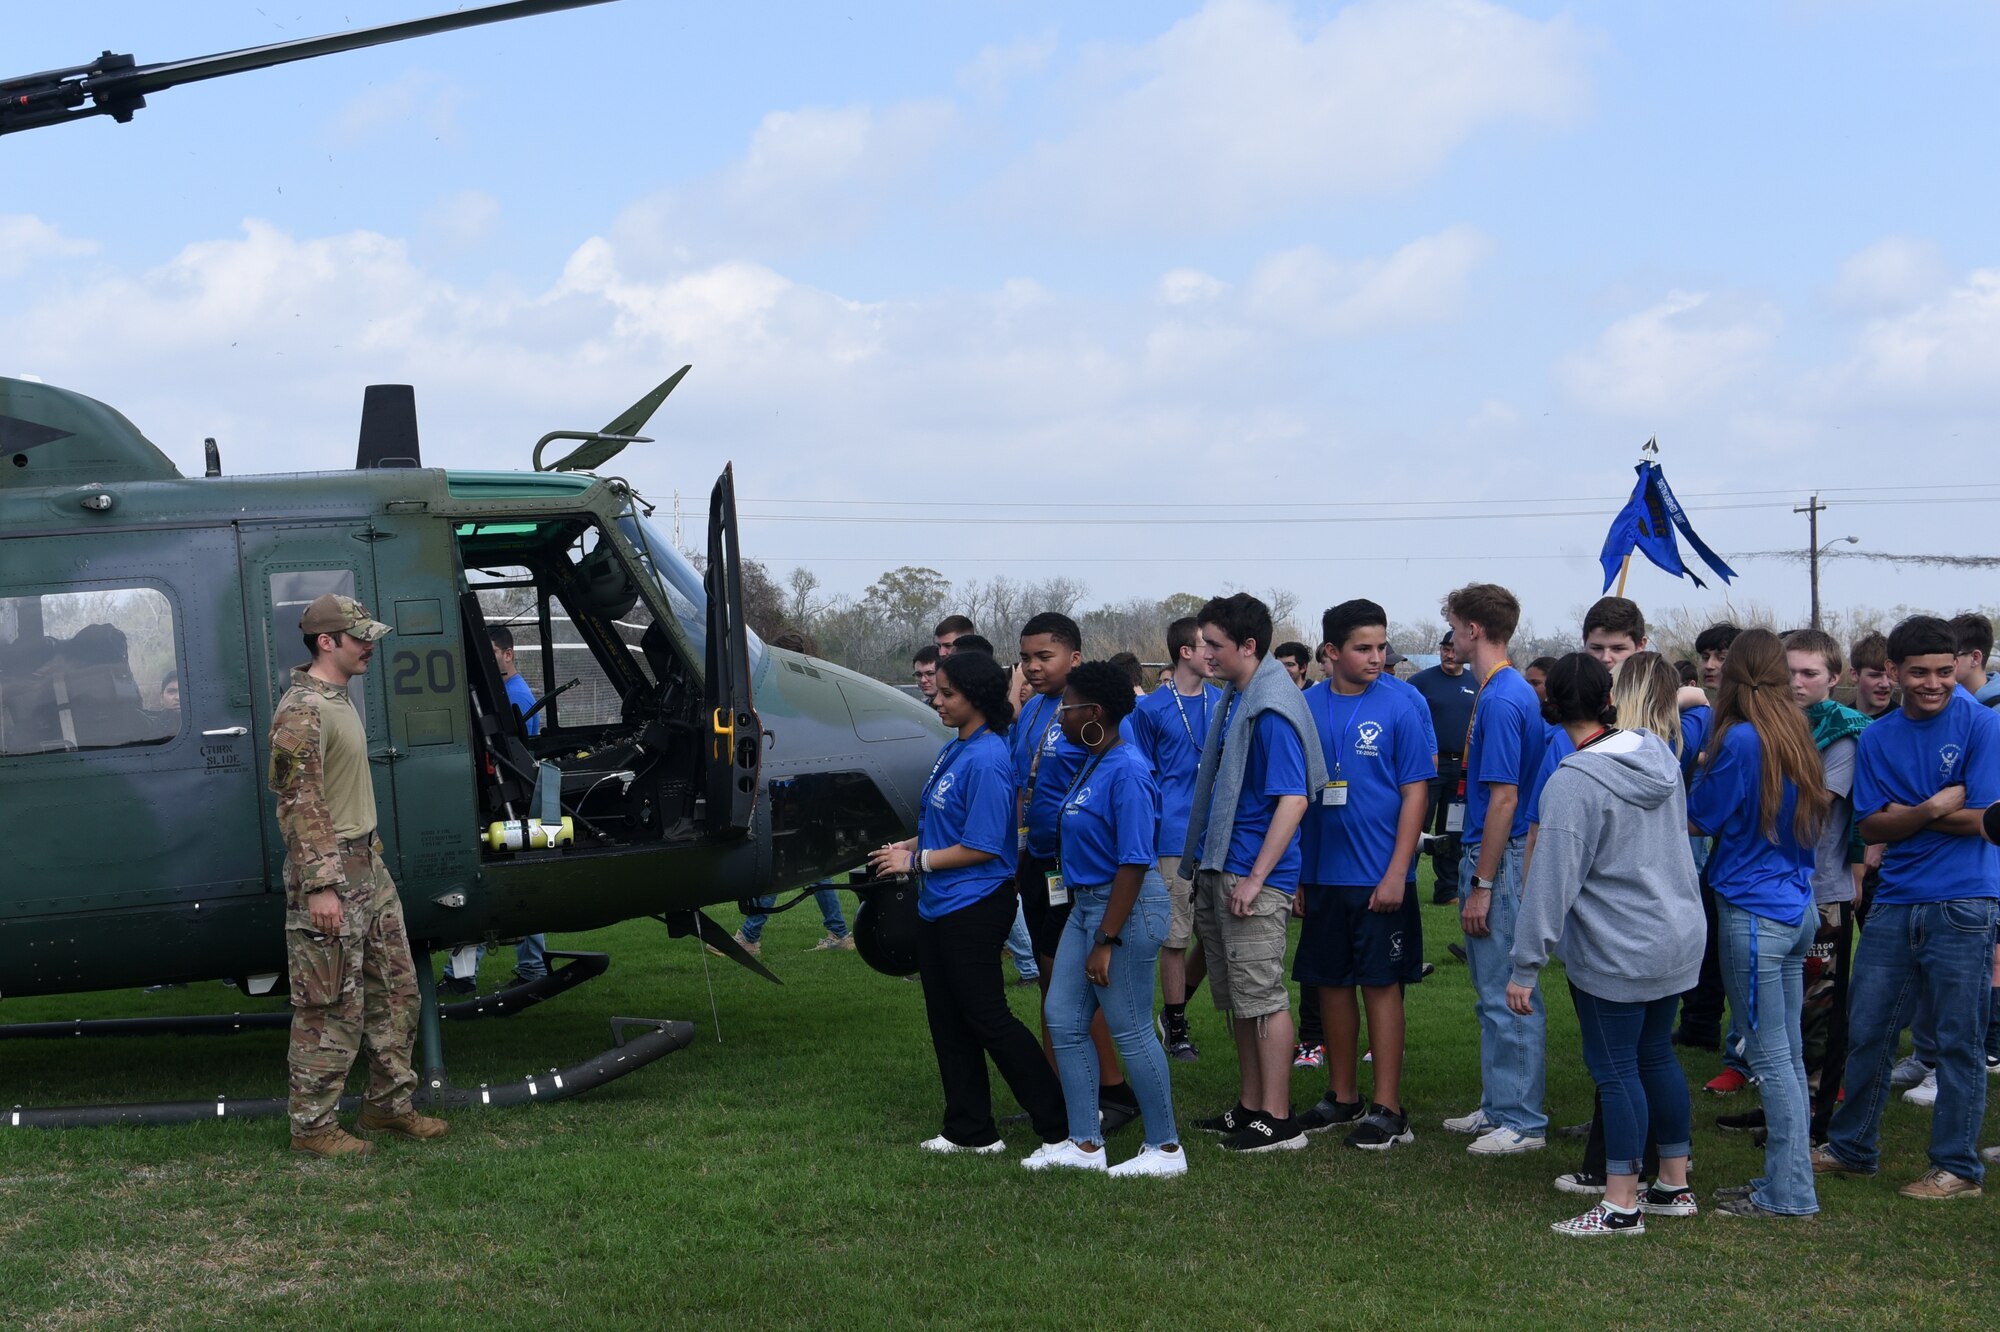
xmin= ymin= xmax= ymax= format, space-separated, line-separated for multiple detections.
xmin=266 ymin=571 xmax=365 ymax=724
xmin=0 ymin=586 xmax=180 ymax=755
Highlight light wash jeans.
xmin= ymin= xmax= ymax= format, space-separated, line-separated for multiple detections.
xmin=1717 ymin=900 xmax=1818 ymax=1215
xmin=742 ymin=885 xmax=849 ymax=943
xmin=1461 ymin=839 xmax=1546 ymax=1136
xmin=1005 ymin=899 xmax=1040 ymax=981
xmin=1044 ymin=871 xmax=1178 ymax=1148
xmin=448 ymin=935 xmax=548 ymax=982
xmin=1830 ymin=898 xmax=1998 ymax=1183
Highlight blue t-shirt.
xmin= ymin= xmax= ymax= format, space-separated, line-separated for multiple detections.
xmin=1298 ymin=679 xmax=1436 ymax=887
xmin=1464 ymin=667 xmax=1547 ymax=846
xmin=1202 ymin=707 xmax=1309 ymax=891
xmin=1012 ymin=692 xmax=1086 ymax=859
xmin=1056 ymin=743 xmax=1160 ymax=887
xmin=1408 ymin=664 xmax=1480 ymax=758
xmin=1854 ymin=692 xmax=2000 ymax=904
xmin=1680 ymin=705 xmax=1711 ymax=781
xmin=1129 ymin=681 xmax=1221 ymax=856
xmin=1687 ymin=723 xmax=1815 ymax=926
xmin=504 ymin=672 xmax=540 ymax=737
xmin=1524 ymin=727 xmax=1575 ymax=827
xmin=918 ymin=729 xmax=1016 ymax=920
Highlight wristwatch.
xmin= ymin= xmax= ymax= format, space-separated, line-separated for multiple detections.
xmin=1092 ymin=928 xmax=1123 ymax=948
xmin=1472 ymin=876 xmax=1496 ymax=891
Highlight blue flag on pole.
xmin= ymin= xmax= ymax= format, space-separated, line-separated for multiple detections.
xmin=1599 ymin=461 xmax=1736 ymax=592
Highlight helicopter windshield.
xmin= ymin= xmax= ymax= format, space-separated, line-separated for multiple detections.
xmin=614 ymin=513 xmax=761 ymax=665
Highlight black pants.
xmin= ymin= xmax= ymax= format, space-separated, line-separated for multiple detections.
xmin=1425 ymin=758 xmax=1464 ymax=898
xmin=1676 ymin=864 xmax=1726 ymax=1045
xmin=916 ymin=884 xmax=1067 ymax=1147
xmin=1017 ymin=852 xmax=1074 ymax=962
xmin=1810 ymin=900 xmax=1856 ymax=1139
xmin=1298 ymin=984 xmax=1323 ymax=1047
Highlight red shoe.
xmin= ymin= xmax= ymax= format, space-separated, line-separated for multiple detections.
xmin=1704 ymin=1068 xmax=1749 ymax=1096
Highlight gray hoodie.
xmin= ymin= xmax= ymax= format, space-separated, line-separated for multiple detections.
xmin=1510 ymin=729 xmax=1703 ymax=1004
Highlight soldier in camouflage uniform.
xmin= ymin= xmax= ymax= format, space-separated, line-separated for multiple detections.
xmin=271 ymin=593 xmax=448 ymax=1157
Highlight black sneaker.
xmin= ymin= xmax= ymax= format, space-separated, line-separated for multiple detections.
xmin=1296 ymin=1096 xmax=1364 ymax=1134
xmin=1554 ymin=1170 xmax=1607 ymax=1195
xmin=1717 ymin=1108 xmax=1766 ymax=1134
xmin=1750 ymin=1127 xmax=1768 ymax=1148
xmin=1220 ymin=1112 xmax=1307 ymax=1153
xmin=1099 ymin=1086 xmax=1140 ymax=1135
xmin=1163 ymin=1014 xmax=1199 ymax=1062
xmin=1344 ymin=1104 xmax=1414 ymax=1152
xmin=1197 ymin=1103 xmax=1253 ymax=1135
xmin=1639 ymin=1183 xmax=1698 ymax=1217
xmin=438 ymin=976 xmax=476 ymax=997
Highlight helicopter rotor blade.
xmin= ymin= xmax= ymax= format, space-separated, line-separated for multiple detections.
xmin=1 ymin=0 xmax=617 ymax=137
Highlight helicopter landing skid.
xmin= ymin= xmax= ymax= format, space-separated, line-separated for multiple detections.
xmin=0 ymin=950 xmax=612 ymax=1042
xmin=2 ymin=951 xmax=696 ymax=1129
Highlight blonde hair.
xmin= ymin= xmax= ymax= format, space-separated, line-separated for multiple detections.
xmin=1612 ymin=651 xmax=1683 ymax=757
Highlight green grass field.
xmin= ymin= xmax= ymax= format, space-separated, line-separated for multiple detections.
xmin=3 ymin=880 xmax=1994 ymax=1332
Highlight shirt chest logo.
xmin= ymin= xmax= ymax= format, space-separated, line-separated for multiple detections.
xmin=1940 ymin=744 xmax=1962 ymax=781
xmin=1355 ymin=720 xmax=1383 ymax=756
xmin=930 ymin=773 xmax=955 ymax=808
xmin=1069 ymin=785 xmax=1095 ymax=809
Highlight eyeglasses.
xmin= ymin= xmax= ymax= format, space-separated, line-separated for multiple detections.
xmin=1055 ymin=702 xmax=1100 ymax=713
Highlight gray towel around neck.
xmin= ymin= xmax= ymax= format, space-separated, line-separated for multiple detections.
xmin=1178 ymin=653 xmax=1328 ymax=879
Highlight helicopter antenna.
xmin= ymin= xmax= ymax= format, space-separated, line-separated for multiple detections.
xmin=0 ymin=0 xmax=617 ymax=137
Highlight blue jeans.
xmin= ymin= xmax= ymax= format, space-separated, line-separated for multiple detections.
xmin=1461 ymin=839 xmax=1546 ymax=1136
xmin=1572 ymin=987 xmax=1691 ymax=1176
xmin=1044 ymin=872 xmax=1178 ymax=1148
xmin=449 ymin=935 xmax=547 ymax=981
xmin=1830 ymin=898 xmax=1998 ymax=1183
xmin=742 ymin=884 xmax=849 ymax=942
xmin=1005 ymin=899 xmax=1039 ymax=980
xmin=1717 ymin=900 xmax=1818 ymax=1215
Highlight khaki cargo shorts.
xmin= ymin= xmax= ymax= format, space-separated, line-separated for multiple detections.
xmin=1192 ymin=868 xmax=1290 ymax=1019
xmin=1159 ymin=858 xmax=1196 ymax=950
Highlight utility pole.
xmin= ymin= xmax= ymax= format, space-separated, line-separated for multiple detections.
xmin=1795 ymin=493 xmax=1827 ymax=629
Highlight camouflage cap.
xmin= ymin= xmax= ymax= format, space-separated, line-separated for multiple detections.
xmin=300 ymin=593 xmax=392 ymax=642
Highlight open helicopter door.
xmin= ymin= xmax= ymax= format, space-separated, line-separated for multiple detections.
xmin=702 ymin=464 xmax=760 ymax=837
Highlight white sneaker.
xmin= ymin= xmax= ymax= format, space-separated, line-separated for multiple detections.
xmin=919 ymin=1134 xmax=1004 ymax=1155
xmin=1982 ymin=1145 xmax=1999 ymax=1164
xmin=1902 ymin=1070 xmax=1938 ymax=1107
xmin=1022 ymin=1139 xmax=1108 ymax=1172
xmin=1468 ymin=1126 xmax=1547 ymax=1156
xmin=1108 ymin=1144 xmax=1188 ymax=1179
xmin=1442 ymin=1107 xmax=1495 ymax=1135
xmin=1889 ymin=1054 xmax=1932 ymax=1089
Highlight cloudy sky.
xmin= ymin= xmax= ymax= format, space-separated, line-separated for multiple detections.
xmin=8 ymin=0 xmax=1999 ymax=639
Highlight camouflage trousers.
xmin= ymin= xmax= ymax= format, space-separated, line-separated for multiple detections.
xmin=285 ymin=841 xmax=419 ymax=1135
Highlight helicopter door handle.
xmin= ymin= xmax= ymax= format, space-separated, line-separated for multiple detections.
xmin=370 ymin=747 xmax=403 ymax=765
xmin=202 ymin=726 xmax=250 ymax=737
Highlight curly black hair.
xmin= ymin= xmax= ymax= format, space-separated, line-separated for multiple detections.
xmin=1066 ymin=660 xmax=1139 ymax=724
xmin=937 ymin=649 xmax=1015 ymax=735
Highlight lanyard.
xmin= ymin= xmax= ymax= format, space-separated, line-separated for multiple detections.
xmin=920 ymin=725 xmax=987 ymax=839
xmin=1055 ymin=748 xmax=1109 ymax=869
xmin=1314 ymin=679 xmax=1375 ymax=779
xmin=1458 ymin=658 xmax=1511 ymax=797
xmin=1169 ymin=683 xmax=1211 ymax=753
xmin=1022 ymin=693 xmax=1060 ymax=798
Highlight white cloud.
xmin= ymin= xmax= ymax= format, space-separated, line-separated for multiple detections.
xmin=1156 ymin=268 xmax=1227 ymax=305
xmin=1244 ymin=225 xmax=1491 ymax=335
xmin=1829 ymin=235 xmax=1949 ymax=313
xmin=958 ymin=31 xmax=1058 ymax=99
xmin=1844 ymin=267 xmax=2000 ymax=400
xmin=0 ymin=214 xmax=98 ymax=279
xmin=328 ymin=70 xmax=464 ymax=145
xmin=613 ymin=99 xmax=957 ymax=264
xmin=1558 ymin=290 xmax=1780 ymax=417
xmin=993 ymin=0 xmax=1589 ymax=231
xmin=421 ymin=190 xmax=501 ymax=248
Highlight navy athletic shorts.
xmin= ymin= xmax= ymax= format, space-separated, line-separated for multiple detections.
xmin=1292 ymin=883 xmax=1425 ymax=988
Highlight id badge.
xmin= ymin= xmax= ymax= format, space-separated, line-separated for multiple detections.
xmin=1017 ymin=826 xmax=1030 ymax=852
xmin=1445 ymin=802 xmax=1465 ymax=833
xmin=1321 ymin=781 xmax=1349 ymax=807
xmin=1045 ymin=871 xmax=1069 ymax=907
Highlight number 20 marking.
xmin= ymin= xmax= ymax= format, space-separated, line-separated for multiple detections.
xmin=390 ymin=649 xmax=456 ymax=695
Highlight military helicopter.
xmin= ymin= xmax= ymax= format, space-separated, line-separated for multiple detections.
xmin=0 ymin=1 xmax=944 ymax=1128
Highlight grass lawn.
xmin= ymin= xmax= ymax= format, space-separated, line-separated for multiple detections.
xmin=2 ymin=875 xmax=1994 ymax=1331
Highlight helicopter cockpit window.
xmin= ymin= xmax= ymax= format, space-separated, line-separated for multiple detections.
xmin=0 ymin=585 xmax=180 ymax=755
